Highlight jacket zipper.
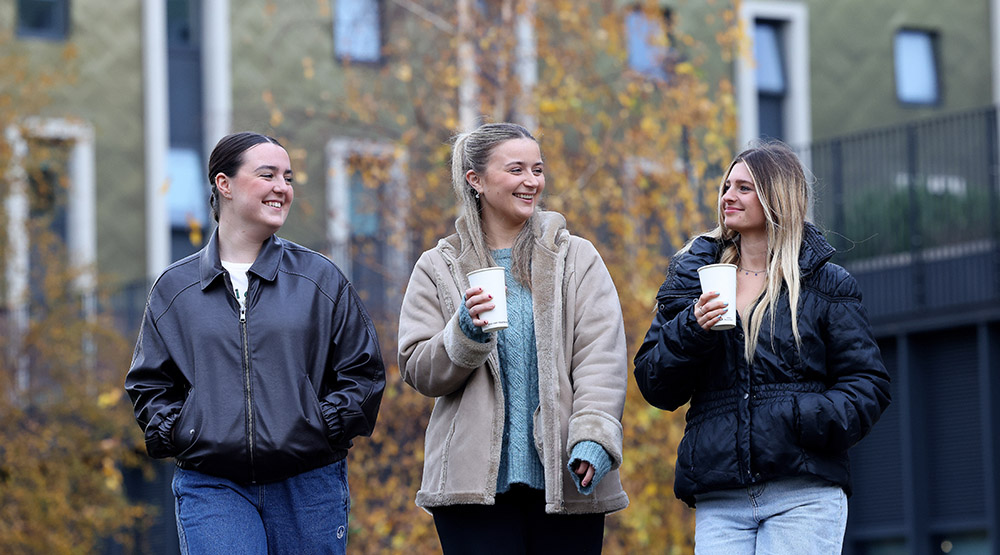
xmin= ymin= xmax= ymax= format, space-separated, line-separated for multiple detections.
xmin=240 ymin=299 xmax=256 ymax=483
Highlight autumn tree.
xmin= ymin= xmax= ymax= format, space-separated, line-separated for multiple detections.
xmin=0 ymin=30 xmax=151 ymax=554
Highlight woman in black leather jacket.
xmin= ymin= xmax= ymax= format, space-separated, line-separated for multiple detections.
xmin=125 ymin=132 xmax=385 ymax=554
xmin=634 ymin=141 xmax=890 ymax=554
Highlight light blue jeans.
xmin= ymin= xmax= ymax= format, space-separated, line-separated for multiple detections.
xmin=172 ymin=459 xmax=350 ymax=555
xmin=694 ymin=476 xmax=847 ymax=555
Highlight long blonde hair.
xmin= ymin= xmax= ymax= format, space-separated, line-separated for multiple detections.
xmin=450 ymin=123 xmax=539 ymax=288
xmin=680 ymin=140 xmax=811 ymax=362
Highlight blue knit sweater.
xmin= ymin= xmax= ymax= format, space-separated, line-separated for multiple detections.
xmin=459 ymin=249 xmax=611 ymax=495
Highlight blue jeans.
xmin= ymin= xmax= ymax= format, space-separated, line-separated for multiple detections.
xmin=172 ymin=459 xmax=350 ymax=555
xmin=694 ymin=476 xmax=847 ymax=555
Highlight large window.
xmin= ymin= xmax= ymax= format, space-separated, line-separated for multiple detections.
xmin=624 ymin=6 xmax=675 ymax=81
xmin=334 ymin=0 xmax=382 ymax=63
xmin=326 ymin=139 xmax=407 ymax=327
xmin=167 ymin=0 xmax=206 ymax=261
xmin=5 ymin=118 xmax=96 ymax=393
xmin=16 ymin=0 xmax=70 ymax=40
xmin=167 ymin=148 xmax=209 ymax=261
xmin=736 ymin=1 xmax=810 ymax=148
xmin=894 ymin=29 xmax=940 ymax=105
xmin=754 ymin=20 xmax=787 ymax=141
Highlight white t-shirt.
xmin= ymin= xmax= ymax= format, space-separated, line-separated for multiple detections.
xmin=221 ymin=260 xmax=253 ymax=309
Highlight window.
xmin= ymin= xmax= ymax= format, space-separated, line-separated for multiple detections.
xmin=625 ymin=7 xmax=674 ymax=81
xmin=16 ymin=0 xmax=70 ymax=40
xmin=326 ymin=139 xmax=407 ymax=325
xmin=894 ymin=29 xmax=939 ymax=105
xmin=334 ymin=0 xmax=382 ymax=63
xmin=754 ymin=20 xmax=786 ymax=140
xmin=166 ymin=0 xmax=206 ymax=261
xmin=736 ymin=1 xmax=810 ymax=148
xmin=5 ymin=118 xmax=96 ymax=393
xmin=167 ymin=148 xmax=208 ymax=261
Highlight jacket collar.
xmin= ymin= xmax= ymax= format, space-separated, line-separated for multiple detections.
xmin=798 ymin=221 xmax=835 ymax=275
xmin=678 ymin=221 xmax=835 ymax=282
xmin=199 ymin=229 xmax=284 ymax=290
xmin=442 ymin=210 xmax=568 ymax=277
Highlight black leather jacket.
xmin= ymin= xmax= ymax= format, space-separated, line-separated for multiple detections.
xmin=125 ymin=231 xmax=385 ymax=484
xmin=633 ymin=223 xmax=890 ymax=506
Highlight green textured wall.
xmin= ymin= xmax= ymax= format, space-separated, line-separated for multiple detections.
xmin=803 ymin=0 xmax=992 ymax=140
xmin=5 ymin=1 xmax=147 ymax=286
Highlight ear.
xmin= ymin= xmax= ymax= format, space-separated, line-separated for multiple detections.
xmin=465 ymin=169 xmax=481 ymax=194
xmin=215 ymin=173 xmax=233 ymax=199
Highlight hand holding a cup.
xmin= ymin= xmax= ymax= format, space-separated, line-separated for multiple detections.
xmin=464 ymin=286 xmax=496 ymax=329
xmin=693 ymin=291 xmax=730 ymax=331
xmin=466 ymin=267 xmax=509 ymax=332
xmin=696 ymin=263 xmax=737 ymax=331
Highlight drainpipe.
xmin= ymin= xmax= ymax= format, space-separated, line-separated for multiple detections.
xmin=458 ymin=0 xmax=478 ymax=131
xmin=515 ymin=0 xmax=537 ymax=131
xmin=202 ymin=0 xmax=231 ymax=157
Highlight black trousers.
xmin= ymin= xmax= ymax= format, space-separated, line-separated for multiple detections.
xmin=431 ymin=485 xmax=605 ymax=555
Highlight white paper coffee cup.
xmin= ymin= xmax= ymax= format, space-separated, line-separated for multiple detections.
xmin=467 ymin=267 xmax=509 ymax=332
xmin=697 ymin=263 xmax=737 ymax=331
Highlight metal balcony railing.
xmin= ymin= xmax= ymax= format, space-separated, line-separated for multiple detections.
xmin=803 ymin=105 xmax=1000 ymax=325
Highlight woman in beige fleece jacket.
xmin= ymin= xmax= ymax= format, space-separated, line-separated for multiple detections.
xmin=398 ymin=123 xmax=628 ymax=554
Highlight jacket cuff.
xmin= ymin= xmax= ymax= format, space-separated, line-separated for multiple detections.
xmin=568 ymin=440 xmax=612 ymax=495
xmin=567 ymin=409 xmax=623 ymax=470
xmin=443 ymin=309 xmax=496 ymax=369
xmin=458 ymin=303 xmax=492 ymax=343
xmin=320 ymin=400 xmax=344 ymax=444
xmin=144 ymin=408 xmax=180 ymax=459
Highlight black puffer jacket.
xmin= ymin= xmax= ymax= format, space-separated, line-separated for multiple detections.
xmin=125 ymin=231 xmax=385 ymax=484
xmin=633 ymin=223 xmax=890 ymax=507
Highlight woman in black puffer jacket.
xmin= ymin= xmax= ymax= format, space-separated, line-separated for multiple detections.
xmin=634 ymin=141 xmax=890 ymax=554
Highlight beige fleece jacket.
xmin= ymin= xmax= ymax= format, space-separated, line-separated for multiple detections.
xmin=398 ymin=211 xmax=629 ymax=515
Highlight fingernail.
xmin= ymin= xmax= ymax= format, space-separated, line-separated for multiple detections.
xmin=488 ymin=294 xmax=493 ymax=299
xmin=723 ymin=302 xmax=729 ymax=306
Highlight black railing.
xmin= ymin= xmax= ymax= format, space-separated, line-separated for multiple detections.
xmin=803 ymin=106 xmax=1000 ymax=325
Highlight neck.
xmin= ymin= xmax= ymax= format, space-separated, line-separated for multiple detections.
xmin=218 ymin=221 xmax=268 ymax=263
xmin=737 ymin=231 xmax=768 ymax=271
xmin=482 ymin=217 xmax=526 ymax=250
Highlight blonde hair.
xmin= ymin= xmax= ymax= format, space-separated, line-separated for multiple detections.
xmin=450 ymin=123 xmax=539 ymax=288
xmin=680 ymin=140 xmax=811 ymax=363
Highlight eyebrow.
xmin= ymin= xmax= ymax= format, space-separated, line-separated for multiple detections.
xmin=254 ymin=165 xmax=293 ymax=175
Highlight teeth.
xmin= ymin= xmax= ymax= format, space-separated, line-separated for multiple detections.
xmin=264 ymin=201 xmax=281 ymax=208
xmin=514 ymin=193 xmax=533 ymax=199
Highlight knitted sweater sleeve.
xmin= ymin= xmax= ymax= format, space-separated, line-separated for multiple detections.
xmin=565 ymin=239 xmax=628 ymax=470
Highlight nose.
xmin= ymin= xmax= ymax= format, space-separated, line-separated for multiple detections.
xmin=721 ymin=186 xmax=737 ymax=203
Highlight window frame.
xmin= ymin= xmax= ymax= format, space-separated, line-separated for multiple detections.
xmin=736 ymin=1 xmax=810 ymax=148
xmin=5 ymin=117 xmax=96 ymax=393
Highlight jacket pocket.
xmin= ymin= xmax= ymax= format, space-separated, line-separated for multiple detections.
xmin=532 ymin=405 xmax=543 ymax=457
xmin=171 ymin=393 xmax=198 ymax=456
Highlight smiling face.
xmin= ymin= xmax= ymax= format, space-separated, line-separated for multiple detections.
xmin=467 ymin=137 xmax=545 ymax=235
xmin=721 ymin=161 xmax=766 ymax=235
xmin=216 ymin=142 xmax=294 ymax=240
